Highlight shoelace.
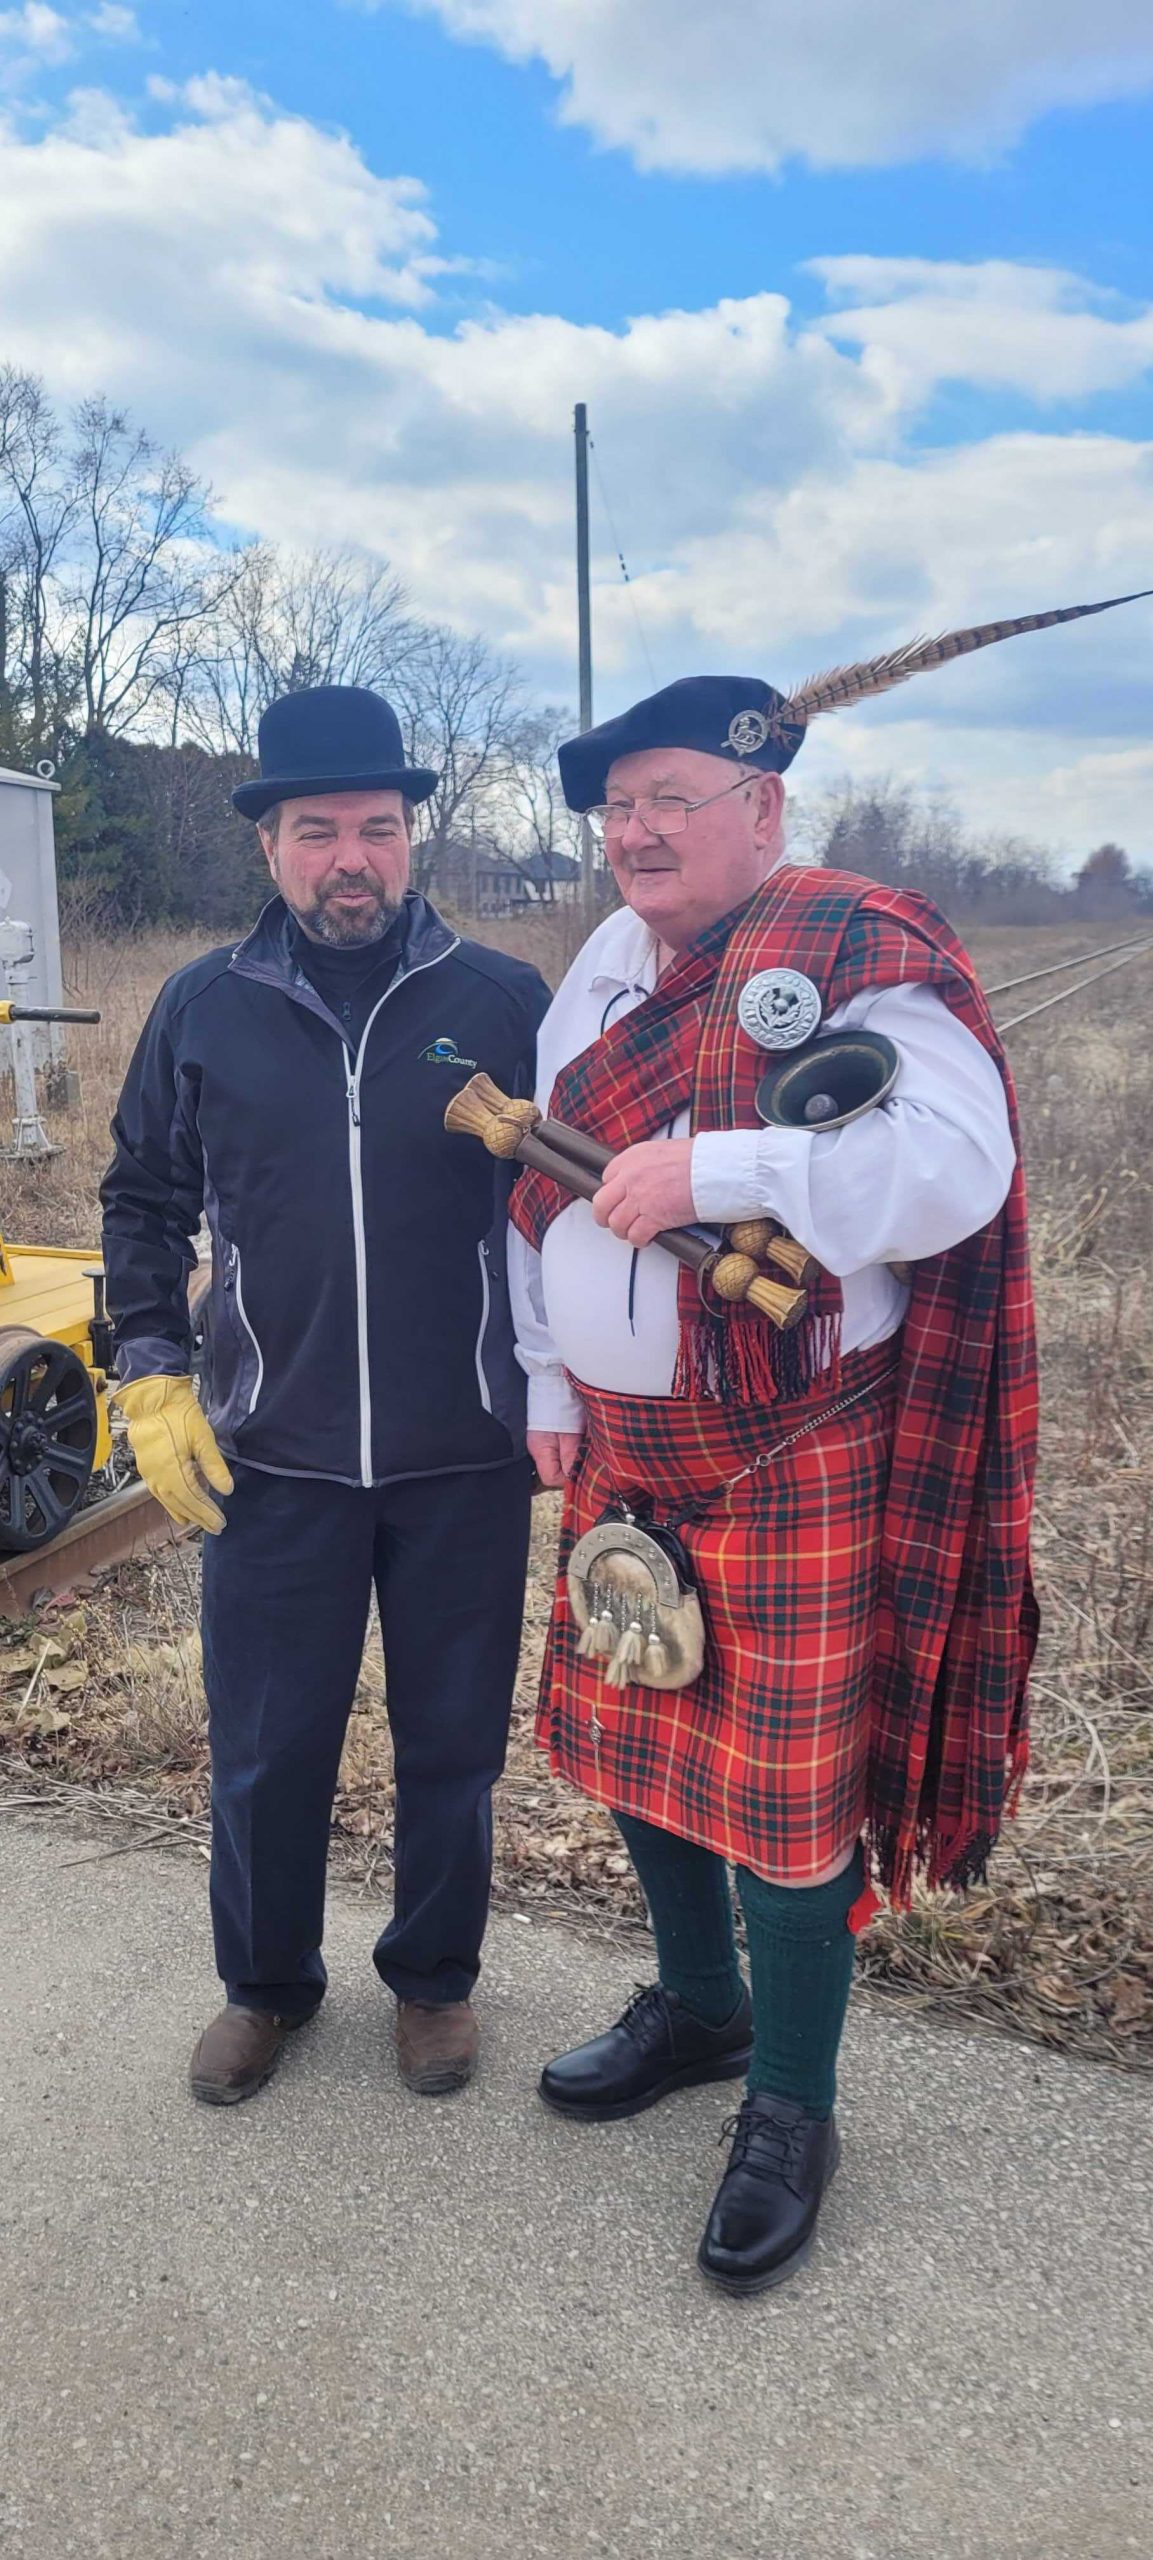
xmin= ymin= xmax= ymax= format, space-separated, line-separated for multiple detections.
xmin=718 ymin=2100 xmax=803 ymax=2182
xmin=618 ymin=1982 xmax=671 ymax=2042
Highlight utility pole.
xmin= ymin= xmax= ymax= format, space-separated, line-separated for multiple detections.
xmin=574 ymin=402 xmax=596 ymax=908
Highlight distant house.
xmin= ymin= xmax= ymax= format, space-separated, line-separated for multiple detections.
xmin=435 ymin=837 xmax=533 ymax=918
xmin=520 ymin=850 xmax=581 ymax=904
xmin=434 ymin=835 xmax=581 ymax=917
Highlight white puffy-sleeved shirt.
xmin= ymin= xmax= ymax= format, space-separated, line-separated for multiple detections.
xmin=508 ymin=896 xmax=1016 ymax=1435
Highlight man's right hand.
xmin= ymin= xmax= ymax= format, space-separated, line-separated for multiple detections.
xmin=113 ymin=1375 xmax=235 ymax=1534
xmin=527 ymin=1430 xmax=583 ymax=1490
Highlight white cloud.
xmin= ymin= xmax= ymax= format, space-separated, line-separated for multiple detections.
xmin=0 ymin=81 xmax=1150 ymax=859
xmin=399 ymin=0 xmax=1153 ymax=174
xmin=0 ymin=0 xmax=137 ymax=78
xmin=0 ymin=2 xmax=72 ymax=72
xmin=812 ymin=259 xmax=1153 ymax=406
xmin=1029 ymin=744 xmax=1153 ymax=854
xmin=88 ymin=4 xmax=139 ymax=38
xmin=795 ymin=727 xmax=1153 ymax=864
xmin=0 ymin=77 xmax=446 ymax=326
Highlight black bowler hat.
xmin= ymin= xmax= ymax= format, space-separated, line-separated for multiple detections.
xmin=232 ymin=684 xmax=439 ymax=823
xmin=557 ymin=675 xmax=805 ymax=813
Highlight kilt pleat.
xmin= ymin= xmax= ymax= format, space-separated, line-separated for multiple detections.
xmin=537 ymin=1342 xmax=899 ymax=1882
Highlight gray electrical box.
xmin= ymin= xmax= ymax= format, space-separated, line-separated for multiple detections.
xmin=0 ymin=764 xmax=64 ymax=1062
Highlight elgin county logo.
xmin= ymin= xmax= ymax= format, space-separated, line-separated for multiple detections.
xmin=420 ymin=1035 xmax=478 ymax=1069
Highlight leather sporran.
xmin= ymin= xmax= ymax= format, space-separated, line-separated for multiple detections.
xmin=566 ymin=1511 xmax=705 ymax=1692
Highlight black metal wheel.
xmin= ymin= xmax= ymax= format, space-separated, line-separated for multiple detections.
xmin=0 ymin=1327 xmax=98 ymax=1554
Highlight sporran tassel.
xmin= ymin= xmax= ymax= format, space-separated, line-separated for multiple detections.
xmin=607 ymin=1618 xmax=646 ymax=1687
xmin=577 ymin=1588 xmax=617 ymax=1657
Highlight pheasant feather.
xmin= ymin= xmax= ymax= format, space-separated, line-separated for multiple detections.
xmin=772 ymin=588 xmax=1152 ymax=736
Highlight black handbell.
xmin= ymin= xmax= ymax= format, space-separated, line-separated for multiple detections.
xmin=756 ymin=1031 xmax=899 ymax=1132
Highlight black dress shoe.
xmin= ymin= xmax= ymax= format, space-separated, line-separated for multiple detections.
xmin=697 ymin=2091 xmax=840 ymax=2294
xmin=539 ymin=1982 xmax=753 ymax=2122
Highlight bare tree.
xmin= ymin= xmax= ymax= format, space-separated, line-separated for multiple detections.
xmin=60 ymin=397 xmax=218 ymax=736
xmin=501 ymin=706 xmax=582 ymax=890
xmin=394 ymin=626 xmax=526 ymax=891
xmin=1074 ymin=843 xmax=1140 ymax=919
xmin=0 ymin=366 xmax=78 ymax=754
xmin=799 ymin=777 xmax=1064 ymax=924
xmin=273 ymin=546 xmax=413 ymax=696
xmin=185 ymin=544 xmax=415 ymax=755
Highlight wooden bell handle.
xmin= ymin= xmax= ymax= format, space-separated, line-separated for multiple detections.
xmin=444 ymin=1073 xmax=808 ymax=1327
xmin=445 ymin=1074 xmax=710 ymax=1271
xmin=709 ymin=1252 xmax=807 ymax=1332
xmin=727 ymin=1218 xmax=819 ymax=1288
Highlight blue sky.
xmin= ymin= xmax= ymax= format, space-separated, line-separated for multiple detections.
xmin=1 ymin=0 xmax=1151 ymax=857
xmin=190 ymin=15 xmax=1152 ymax=334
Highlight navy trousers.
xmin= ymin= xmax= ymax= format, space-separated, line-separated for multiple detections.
xmin=200 ymin=1458 xmax=533 ymax=2016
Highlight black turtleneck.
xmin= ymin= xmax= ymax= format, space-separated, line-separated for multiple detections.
xmin=288 ymin=905 xmax=406 ymax=1050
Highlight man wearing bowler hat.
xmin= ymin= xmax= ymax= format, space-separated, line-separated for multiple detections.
xmin=102 ymin=685 xmax=549 ymax=2105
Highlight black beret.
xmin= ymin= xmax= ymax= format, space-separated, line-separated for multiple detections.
xmin=557 ymin=675 xmax=805 ymax=813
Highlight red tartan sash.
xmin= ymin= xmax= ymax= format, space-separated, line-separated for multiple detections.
xmin=513 ymin=864 xmax=1040 ymax=1898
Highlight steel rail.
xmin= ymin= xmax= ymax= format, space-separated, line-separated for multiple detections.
xmin=0 ymin=1484 xmax=192 ymax=1618
xmin=995 ymin=937 xmax=1153 ymax=1033
xmin=0 ymin=1480 xmax=190 ymax=1617
xmin=985 ymin=928 xmax=1153 ymax=999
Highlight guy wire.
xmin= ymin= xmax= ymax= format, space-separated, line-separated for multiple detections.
xmin=588 ymin=435 xmax=660 ymax=691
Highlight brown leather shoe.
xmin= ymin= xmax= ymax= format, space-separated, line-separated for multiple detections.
xmin=189 ymin=2003 xmax=313 ymax=2106
xmin=396 ymin=2000 xmax=478 ymax=2095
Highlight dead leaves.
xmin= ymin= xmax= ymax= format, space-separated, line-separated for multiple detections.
xmin=0 ymin=1593 xmax=206 ymax=1779
xmin=0 ymin=1610 xmax=92 ymax=1738
xmin=118 ymin=1631 xmax=201 ymax=1687
xmin=857 ymin=1873 xmax=1153 ymax=2065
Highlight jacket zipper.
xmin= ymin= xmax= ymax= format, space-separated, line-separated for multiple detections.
xmin=230 ymin=1243 xmax=265 ymax=1417
xmin=474 ymin=1239 xmax=493 ymax=1415
xmin=344 ymin=940 xmax=458 ymax=1487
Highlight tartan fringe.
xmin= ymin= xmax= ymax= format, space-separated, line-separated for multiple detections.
xmin=867 ymin=1815 xmax=993 ymax=1910
xmin=868 ymin=1724 xmax=1032 ymax=1910
xmin=671 ymin=1304 xmax=843 ymax=1405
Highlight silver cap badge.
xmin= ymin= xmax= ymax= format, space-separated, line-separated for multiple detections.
xmin=737 ymin=967 xmax=822 ymax=1051
xmin=726 ymin=707 xmax=771 ymax=757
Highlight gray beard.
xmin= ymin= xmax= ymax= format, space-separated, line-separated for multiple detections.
xmin=295 ymin=890 xmax=401 ymax=949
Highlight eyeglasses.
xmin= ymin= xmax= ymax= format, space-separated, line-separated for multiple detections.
xmin=586 ymin=773 xmax=758 ymax=843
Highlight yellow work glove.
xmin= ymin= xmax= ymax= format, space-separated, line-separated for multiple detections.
xmin=114 ymin=1375 xmax=234 ymax=1535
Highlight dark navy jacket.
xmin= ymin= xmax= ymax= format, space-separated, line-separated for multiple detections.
xmin=100 ymin=895 xmax=550 ymax=1488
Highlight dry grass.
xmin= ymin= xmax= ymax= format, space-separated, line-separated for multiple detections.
xmin=3 ymin=908 xmax=1152 ymax=2067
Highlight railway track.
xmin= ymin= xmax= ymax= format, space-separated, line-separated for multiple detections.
xmin=0 ymin=1266 xmax=207 ymax=1618
xmin=0 ymin=1479 xmax=191 ymax=1618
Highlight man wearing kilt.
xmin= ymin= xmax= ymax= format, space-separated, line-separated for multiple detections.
xmin=506 ymin=648 xmax=1049 ymax=2295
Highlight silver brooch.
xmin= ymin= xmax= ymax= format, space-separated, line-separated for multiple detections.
xmin=726 ymin=706 xmax=771 ymax=757
xmin=737 ymin=968 xmax=823 ymax=1051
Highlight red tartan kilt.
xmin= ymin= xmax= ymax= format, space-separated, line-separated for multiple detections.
xmin=538 ymin=1341 xmax=900 ymax=1882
